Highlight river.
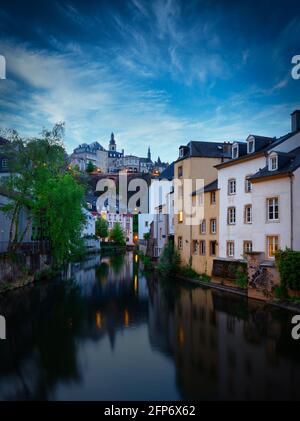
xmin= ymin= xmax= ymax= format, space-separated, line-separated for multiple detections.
xmin=0 ymin=251 xmax=300 ymax=401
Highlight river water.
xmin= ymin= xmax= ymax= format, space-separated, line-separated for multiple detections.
xmin=0 ymin=252 xmax=300 ymax=401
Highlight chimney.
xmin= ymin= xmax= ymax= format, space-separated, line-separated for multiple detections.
xmin=291 ymin=110 xmax=300 ymax=132
xmin=222 ymin=141 xmax=232 ymax=155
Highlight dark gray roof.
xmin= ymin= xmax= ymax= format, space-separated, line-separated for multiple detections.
xmin=192 ymin=179 xmax=218 ymax=196
xmin=159 ymin=162 xmax=174 ymax=180
xmin=178 ymin=141 xmax=232 ymax=162
xmin=250 ymin=146 xmax=300 ymax=181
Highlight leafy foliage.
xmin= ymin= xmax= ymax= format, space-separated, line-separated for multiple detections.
xmin=157 ymin=240 xmax=181 ymax=277
xmin=109 ymin=222 xmax=125 ymax=245
xmin=276 ymin=249 xmax=300 ymax=291
xmin=86 ymin=161 xmax=95 ymax=174
xmin=96 ymin=217 xmax=109 ymax=239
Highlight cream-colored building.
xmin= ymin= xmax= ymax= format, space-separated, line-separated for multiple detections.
xmin=174 ymin=141 xmax=231 ymax=274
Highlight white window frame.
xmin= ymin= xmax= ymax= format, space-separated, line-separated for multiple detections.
xmin=211 ymin=191 xmax=216 ymax=205
xmin=228 ymin=207 xmax=236 ymax=225
xmin=210 ymin=219 xmax=217 ymax=234
xmin=268 ymin=154 xmax=278 ymax=171
xmin=247 ymin=139 xmax=255 ymax=154
xmin=244 ymin=241 xmax=253 ymax=253
xmin=267 ymin=197 xmax=279 ymax=221
xmin=244 ymin=205 xmax=252 ymax=224
xmin=228 ymin=179 xmax=236 ymax=195
xmin=200 ymin=219 xmax=206 ymax=234
xmin=232 ymin=145 xmax=239 ymax=159
xmin=245 ymin=176 xmax=252 ymax=193
xmin=227 ymin=241 xmax=235 ymax=258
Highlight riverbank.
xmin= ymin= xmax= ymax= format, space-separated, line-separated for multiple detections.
xmin=175 ymin=272 xmax=300 ymax=314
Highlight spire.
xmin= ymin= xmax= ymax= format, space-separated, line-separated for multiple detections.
xmin=110 ymin=132 xmax=115 ymax=144
xmin=147 ymin=146 xmax=151 ymax=161
xmin=109 ymin=132 xmax=116 ymax=151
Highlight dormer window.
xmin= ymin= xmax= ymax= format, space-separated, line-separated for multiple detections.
xmin=232 ymin=144 xmax=239 ymax=159
xmin=269 ymin=154 xmax=278 ymax=171
xmin=247 ymin=137 xmax=255 ymax=154
xmin=179 ymin=147 xmax=186 ymax=158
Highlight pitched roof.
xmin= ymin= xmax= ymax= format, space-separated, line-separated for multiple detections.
xmin=250 ymin=146 xmax=300 ymax=181
xmin=159 ymin=162 xmax=174 ymax=180
xmin=177 ymin=141 xmax=232 ymax=162
xmin=192 ymin=179 xmax=218 ymax=196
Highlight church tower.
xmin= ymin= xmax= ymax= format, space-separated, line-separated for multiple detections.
xmin=109 ymin=132 xmax=116 ymax=152
xmin=147 ymin=146 xmax=151 ymax=161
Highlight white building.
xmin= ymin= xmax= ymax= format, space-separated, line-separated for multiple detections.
xmin=105 ymin=212 xmax=134 ymax=245
xmin=138 ymin=213 xmax=153 ymax=241
xmin=217 ymin=110 xmax=300 ymax=262
xmin=82 ymin=207 xmax=96 ymax=237
xmin=70 ymin=141 xmax=108 ymax=172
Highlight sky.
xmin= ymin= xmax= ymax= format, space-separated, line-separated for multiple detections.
xmin=0 ymin=0 xmax=300 ymax=162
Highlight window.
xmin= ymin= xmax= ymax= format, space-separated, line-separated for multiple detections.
xmin=243 ymin=241 xmax=253 ymax=253
xmin=267 ymin=236 xmax=279 ymax=258
xmin=178 ymin=166 xmax=183 ymax=177
xmin=210 ymin=241 xmax=217 ymax=256
xmin=227 ymin=241 xmax=235 ymax=257
xmin=210 ymin=191 xmax=216 ymax=205
xmin=179 ymin=148 xmax=185 ymax=158
xmin=145 ymin=221 xmax=148 ymax=227
xmin=267 ymin=197 xmax=279 ymax=221
xmin=200 ymin=219 xmax=206 ymax=234
xmin=228 ymin=179 xmax=236 ymax=195
xmin=159 ymin=228 xmax=162 ymax=240
xmin=269 ymin=155 xmax=278 ymax=171
xmin=1 ymin=159 xmax=8 ymax=168
xmin=210 ymin=219 xmax=217 ymax=234
xmin=247 ymin=139 xmax=255 ymax=154
xmin=245 ymin=176 xmax=252 ymax=193
xmin=178 ymin=236 xmax=183 ymax=250
xmin=232 ymin=145 xmax=239 ymax=159
xmin=227 ymin=207 xmax=236 ymax=225
xmin=178 ymin=211 xmax=183 ymax=223
xmin=244 ymin=205 xmax=252 ymax=224
xmin=200 ymin=240 xmax=206 ymax=255
xmin=192 ymin=240 xmax=198 ymax=255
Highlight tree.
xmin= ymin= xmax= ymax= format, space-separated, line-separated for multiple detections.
xmin=0 ymin=123 xmax=86 ymax=263
xmin=96 ymin=217 xmax=109 ymax=239
xmin=109 ymin=222 xmax=125 ymax=245
xmin=157 ymin=239 xmax=181 ymax=277
xmin=86 ymin=161 xmax=95 ymax=174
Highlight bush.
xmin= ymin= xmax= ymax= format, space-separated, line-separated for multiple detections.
xmin=179 ymin=265 xmax=200 ymax=280
xmin=276 ymin=249 xmax=300 ymax=291
xmin=274 ymin=285 xmax=288 ymax=299
xmin=235 ymin=268 xmax=248 ymax=289
xmin=143 ymin=232 xmax=150 ymax=240
xmin=138 ymin=251 xmax=153 ymax=271
xmin=157 ymin=240 xmax=181 ymax=276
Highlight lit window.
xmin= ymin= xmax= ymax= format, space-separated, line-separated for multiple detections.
xmin=244 ymin=241 xmax=253 ymax=253
xmin=244 ymin=205 xmax=252 ymax=224
xmin=232 ymin=145 xmax=239 ymax=159
xmin=227 ymin=241 xmax=235 ymax=257
xmin=210 ymin=191 xmax=216 ymax=205
xmin=267 ymin=236 xmax=279 ymax=258
xmin=210 ymin=219 xmax=217 ymax=234
xmin=245 ymin=176 xmax=252 ymax=193
xmin=200 ymin=240 xmax=206 ymax=255
xmin=200 ymin=219 xmax=206 ymax=234
xmin=178 ymin=236 xmax=183 ymax=250
xmin=269 ymin=155 xmax=278 ymax=171
xmin=267 ymin=197 xmax=279 ymax=221
xmin=178 ymin=211 xmax=183 ymax=223
xmin=227 ymin=207 xmax=236 ymax=225
xmin=228 ymin=179 xmax=236 ymax=195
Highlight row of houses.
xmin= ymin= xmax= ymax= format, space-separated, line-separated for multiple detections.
xmin=139 ymin=110 xmax=300 ymax=281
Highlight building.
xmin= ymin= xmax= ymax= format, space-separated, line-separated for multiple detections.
xmin=104 ymin=211 xmax=134 ymax=245
xmin=191 ymin=179 xmax=219 ymax=276
xmin=70 ymin=141 xmax=108 ymax=172
xmin=216 ymin=110 xmax=300 ymax=265
xmin=107 ymin=133 xmax=123 ymax=173
xmin=139 ymin=147 xmax=153 ymax=173
xmin=116 ymin=154 xmax=140 ymax=173
xmin=174 ymin=141 xmax=232 ymax=268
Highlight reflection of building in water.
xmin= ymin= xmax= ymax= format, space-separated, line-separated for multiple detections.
xmin=214 ymin=293 xmax=300 ymax=400
xmin=148 ymin=283 xmax=219 ymax=399
xmin=148 ymin=282 xmax=300 ymax=400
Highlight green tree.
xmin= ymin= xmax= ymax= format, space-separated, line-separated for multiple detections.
xmin=157 ymin=239 xmax=181 ymax=277
xmin=96 ymin=217 xmax=109 ymax=239
xmin=86 ymin=161 xmax=95 ymax=174
xmin=109 ymin=222 xmax=125 ymax=245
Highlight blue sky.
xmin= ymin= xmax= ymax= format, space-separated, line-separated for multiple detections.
xmin=0 ymin=0 xmax=300 ymax=162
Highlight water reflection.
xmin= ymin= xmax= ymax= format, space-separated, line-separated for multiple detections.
xmin=0 ymin=252 xmax=300 ymax=400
